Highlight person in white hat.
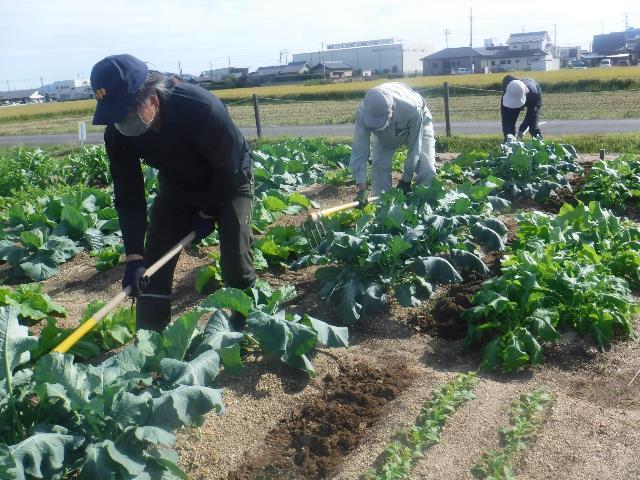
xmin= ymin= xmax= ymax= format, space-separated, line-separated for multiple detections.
xmin=501 ymin=75 xmax=543 ymax=141
xmin=350 ymin=82 xmax=436 ymax=204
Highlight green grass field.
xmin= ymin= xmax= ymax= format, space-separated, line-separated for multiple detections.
xmin=1 ymin=66 xmax=639 ymax=126
xmin=1 ymin=90 xmax=637 ymax=136
xmin=212 ymin=67 xmax=640 ymax=100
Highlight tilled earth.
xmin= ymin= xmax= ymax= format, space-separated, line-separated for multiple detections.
xmin=11 ymin=152 xmax=640 ymax=479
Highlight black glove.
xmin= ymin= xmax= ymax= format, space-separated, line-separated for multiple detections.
xmin=193 ymin=214 xmax=215 ymax=243
xmin=122 ymin=259 xmax=147 ymax=297
xmin=397 ymin=179 xmax=412 ymax=195
xmin=355 ymin=188 xmax=369 ymax=208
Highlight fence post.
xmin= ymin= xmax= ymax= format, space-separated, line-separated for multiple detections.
xmin=252 ymin=94 xmax=262 ymax=138
xmin=443 ymin=82 xmax=451 ymax=137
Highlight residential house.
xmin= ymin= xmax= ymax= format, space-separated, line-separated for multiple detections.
xmin=252 ymin=61 xmax=311 ymax=76
xmin=310 ymin=61 xmax=353 ymax=79
xmin=420 ymin=47 xmax=492 ymax=76
xmin=421 ymin=31 xmax=558 ymax=75
xmin=590 ymin=28 xmax=639 ymax=65
xmin=506 ymin=31 xmax=554 ymax=53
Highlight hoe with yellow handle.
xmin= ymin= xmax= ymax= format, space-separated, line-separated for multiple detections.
xmin=52 ymin=231 xmax=196 ymax=353
xmin=301 ymin=196 xmax=379 ymax=248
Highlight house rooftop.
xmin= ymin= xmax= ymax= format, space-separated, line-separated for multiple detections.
xmin=507 ymin=31 xmax=550 ymax=43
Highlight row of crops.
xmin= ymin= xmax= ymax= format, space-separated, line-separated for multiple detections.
xmin=1 ymin=136 xmax=639 ymax=478
xmin=0 ymin=139 xmax=351 ymax=282
xmin=0 ymin=139 xmax=356 ymax=478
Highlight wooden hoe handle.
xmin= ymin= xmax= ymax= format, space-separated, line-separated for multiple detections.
xmin=308 ymin=196 xmax=380 ymax=222
xmin=51 ymin=231 xmax=197 ymax=354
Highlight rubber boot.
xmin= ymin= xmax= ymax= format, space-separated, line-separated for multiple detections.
xmin=136 ymin=293 xmax=171 ymax=333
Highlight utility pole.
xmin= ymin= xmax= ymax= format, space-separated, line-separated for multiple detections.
xmin=321 ymin=42 xmax=326 ymax=78
xmin=209 ymin=61 xmax=213 ymax=77
xmin=40 ymin=77 xmax=44 ymax=88
xmin=625 ymin=13 xmax=629 ymax=31
xmin=178 ymin=61 xmax=182 ymax=75
xmin=444 ymin=29 xmax=451 ymax=49
xmin=554 ymin=23 xmax=557 ymax=57
xmin=228 ymin=56 xmax=231 ymax=68
xmin=469 ymin=7 xmax=474 ymax=72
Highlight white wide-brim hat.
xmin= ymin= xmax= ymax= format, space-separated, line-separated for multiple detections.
xmin=502 ymin=79 xmax=527 ymax=109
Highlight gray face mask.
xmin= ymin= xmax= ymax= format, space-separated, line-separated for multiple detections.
xmin=114 ymin=108 xmax=153 ymax=137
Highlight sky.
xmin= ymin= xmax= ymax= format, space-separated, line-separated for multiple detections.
xmin=1 ymin=0 xmax=638 ymax=90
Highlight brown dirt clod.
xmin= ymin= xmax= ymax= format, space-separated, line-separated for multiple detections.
xmin=227 ymin=361 xmax=414 ymax=480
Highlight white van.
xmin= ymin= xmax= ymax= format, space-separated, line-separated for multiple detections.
xmin=600 ymin=58 xmax=612 ymax=68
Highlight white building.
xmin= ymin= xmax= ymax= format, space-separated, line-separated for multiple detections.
xmin=292 ymin=38 xmax=433 ymax=75
xmin=506 ymin=31 xmax=554 ymax=53
xmin=40 ymin=79 xmax=93 ymax=101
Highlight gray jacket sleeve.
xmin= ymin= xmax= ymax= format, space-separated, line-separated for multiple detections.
xmin=402 ymin=109 xmax=427 ymax=181
xmin=350 ymin=109 xmax=371 ymax=185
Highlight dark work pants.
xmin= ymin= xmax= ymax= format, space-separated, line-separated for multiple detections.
xmin=136 ymin=169 xmax=255 ymax=331
xmin=501 ymin=104 xmax=542 ymax=141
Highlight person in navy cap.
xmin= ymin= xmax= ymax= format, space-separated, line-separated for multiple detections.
xmin=501 ymin=75 xmax=543 ymax=141
xmin=349 ymin=82 xmax=436 ymax=206
xmin=90 ymin=54 xmax=254 ymax=332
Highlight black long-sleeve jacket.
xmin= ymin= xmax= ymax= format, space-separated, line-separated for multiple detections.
xmin=104 ymin=81 xmax=251 ymax=256
xmin=502 ymin=75 xmax=543 ymax=135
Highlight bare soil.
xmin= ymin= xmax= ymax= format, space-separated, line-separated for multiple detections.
xmin=14 ymin=153 xmax=640 ymax=479
xmin=227 ymin=361 xmax=415 ymax=480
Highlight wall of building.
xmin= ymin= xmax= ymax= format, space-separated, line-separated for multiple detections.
xmin=530 ymin=56 xmax=560 ymax=71
xmin=293 ymin=41 xmax=432 ymax=74
xmin=293 ymin=43 xmax=404 ymax=74
xmin=509 ymin=41 xmax=544 ymax=51
xmin=40 ymin=79 xmax=92 ymax=101
xmin=488 ymin=54 xmax=559 ymax=72
xmin=488 ymin=57 xmax=526 ymax=71
xmin=401 ymin=43 xmax=434 ymax=74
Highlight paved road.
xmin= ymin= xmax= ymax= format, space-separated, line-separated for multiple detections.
xmin=1 ymin=118 xmax=639 ymax=146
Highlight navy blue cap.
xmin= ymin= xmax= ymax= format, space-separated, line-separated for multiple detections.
xmin=90 ymin=54 xmax=149 ymax=125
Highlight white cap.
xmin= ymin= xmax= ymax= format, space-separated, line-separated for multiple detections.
xmin=502 ymin=80 xmax=527 ymax=109
xmin=362 ymin=88 xmax=393 ymax=130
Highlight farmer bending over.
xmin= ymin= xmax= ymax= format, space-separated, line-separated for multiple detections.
xmin=90 ymin=54 xmax=255 ymax=332
xmin=350 ymin=82 xmax=436 ymax=204
xmin=501 ymin=75 xmax=543 ymax=141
